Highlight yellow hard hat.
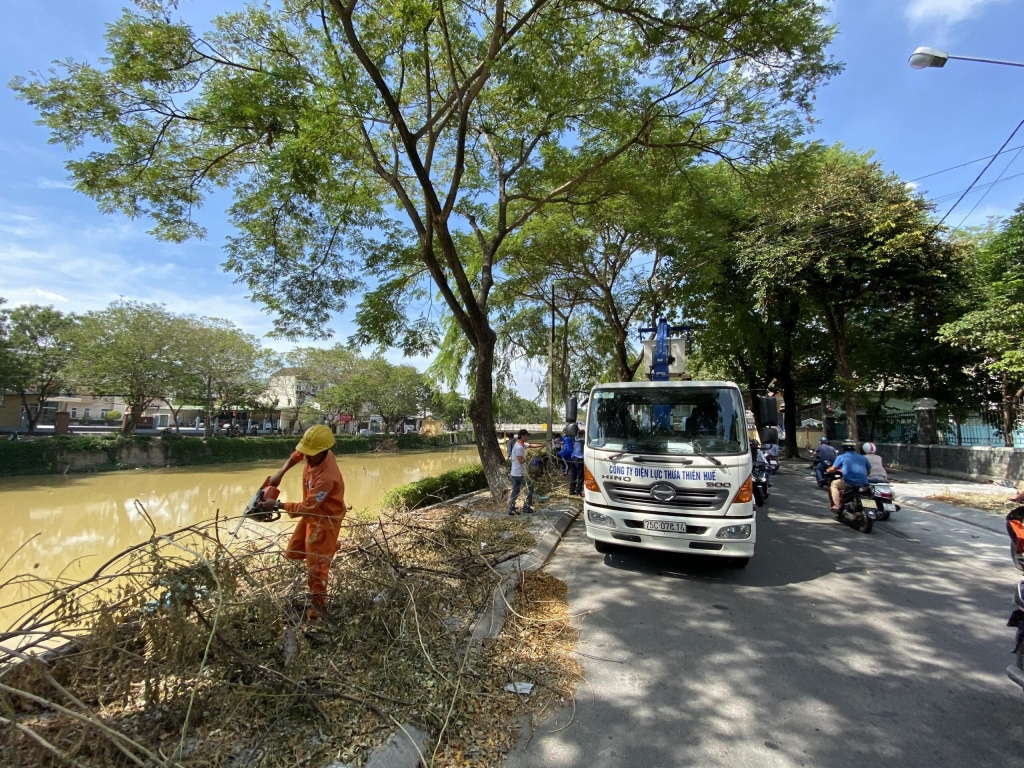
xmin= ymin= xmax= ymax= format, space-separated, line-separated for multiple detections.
xmin=295 ymin=424 xmax=335 ymax=455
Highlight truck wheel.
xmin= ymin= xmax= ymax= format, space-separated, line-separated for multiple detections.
xmin=726 ymin=557 xmax=750 ymax=569
xmin=594 ymin=540 xmax=615 ymax=553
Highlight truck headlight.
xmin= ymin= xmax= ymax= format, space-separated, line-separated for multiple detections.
xmin=587 ymin=510 xmax=616 ymax=528
xmin=716 ymin=524 xmax=751 ymax=540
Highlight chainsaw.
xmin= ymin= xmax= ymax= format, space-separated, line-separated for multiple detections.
xmin=243 ymin=476 xmax=282 ymax=523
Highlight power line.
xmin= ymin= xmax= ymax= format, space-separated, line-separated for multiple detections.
xmin=956 ymin=145 xmax=1024 ymax=229
xmin=909 ymin=144 xmax=1024 ymax=183
xmin=938 ymin=117 xmax=1024 ymax=226
xmin=930 ymin=169 xmax=1024 ymax=204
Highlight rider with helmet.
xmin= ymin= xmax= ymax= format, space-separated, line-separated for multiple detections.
xmin=861 ymin=442 xmax=887 ymax=480
xmin=826 ymin=439 xmax=871 ymax=511
xmin=812 ymin=436 xmax=837 ymax=486
xmin=751 ymin=438 xmax=768 ymax=466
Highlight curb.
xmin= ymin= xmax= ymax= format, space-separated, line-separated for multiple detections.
xmin=898 ymin=497 xmax=1006 ymax=535
xmin=471 ymin=503 xmax=581 ymax=643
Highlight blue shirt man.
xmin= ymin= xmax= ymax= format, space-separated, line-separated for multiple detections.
xmin=828 ymin=449 xmax=871 ymax=509
xmin=568 ymin=429 xmax=586 ymax=496
xmin=832 ymin=452 xmax=870 ymax=486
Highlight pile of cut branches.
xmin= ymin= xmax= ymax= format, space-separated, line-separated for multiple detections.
xmin=0 ymin=504 xmax=581 ymax=767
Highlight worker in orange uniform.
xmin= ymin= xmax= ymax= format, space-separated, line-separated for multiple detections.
xmin=257 ymin=424 xmax=349 ymax=621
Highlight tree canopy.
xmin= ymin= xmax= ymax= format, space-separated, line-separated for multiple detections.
xmin=0 ymin=302 xmax=76 ymax=434
xmin=13 ymin=0 xmax=839 ymax=491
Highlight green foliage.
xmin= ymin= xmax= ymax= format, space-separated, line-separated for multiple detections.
xmin=319 ymin=358 xmax=430 ymax=433
xmin=940 ymin=202 xmax=1024 ymax=381
xmin=0 ymin=302 xmax=77 ymax=433
xmin=71 ymin=301 xmax=183 ymax=434
xmin=0 ymin=434 xmax=145 ymax=476
xmin=104 ymin=409 xmax=122 ymax=422
xmin=494 ymin=393 xmax=548 ymax=424
xmin=430 ymin=390 xmax=467 ymax=428
xmin=173 ymin=317 xmax=278 ymax=437
xmin=381 ymin=464 xmax=488 ymax=511
xmin=0 ymin=431 xmax=473 ymax=477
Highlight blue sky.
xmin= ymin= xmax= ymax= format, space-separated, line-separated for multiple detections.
xmin=1 ymin=0 xmax=1022 ymax=374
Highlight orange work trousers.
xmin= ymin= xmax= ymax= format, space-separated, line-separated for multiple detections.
xmin=284 ymin=513 xmax=342 ymax=618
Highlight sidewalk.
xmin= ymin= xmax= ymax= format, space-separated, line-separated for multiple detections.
xmin=884 ymin=466 xmax=1015 ymax=535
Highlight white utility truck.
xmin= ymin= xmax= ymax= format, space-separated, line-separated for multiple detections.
xmin=581 ymin=321 xmax=755 ymax=566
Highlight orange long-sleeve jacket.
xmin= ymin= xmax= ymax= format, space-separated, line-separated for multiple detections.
xmin=282 ymin=450 xmax=348 ymax=519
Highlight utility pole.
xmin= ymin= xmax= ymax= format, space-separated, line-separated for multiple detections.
xmin=547 ymin=283 xmax=555 ymax=452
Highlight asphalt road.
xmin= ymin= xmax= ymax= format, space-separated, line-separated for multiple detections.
xmin=507 ymin=466 xmax=1024 ymax=768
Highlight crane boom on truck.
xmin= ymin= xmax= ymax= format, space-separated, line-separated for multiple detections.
xmin=581 ymin=319 xmax=755 ymax=566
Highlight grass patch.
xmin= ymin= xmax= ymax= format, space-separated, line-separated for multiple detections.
xmin=381 ymin=464 xmax=489 ymax=510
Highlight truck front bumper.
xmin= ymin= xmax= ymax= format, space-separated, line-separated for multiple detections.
xmin=583 ymin=500 xmax=755 ymax=558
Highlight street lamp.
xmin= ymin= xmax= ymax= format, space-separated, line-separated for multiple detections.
xmin=909 ymin=46 xmax=1024 ymax=70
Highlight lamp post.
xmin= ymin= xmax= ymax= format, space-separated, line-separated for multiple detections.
xmin=909 ymin=46 xmax=1024 ymax=70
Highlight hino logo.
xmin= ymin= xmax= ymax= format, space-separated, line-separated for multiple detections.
xmin=650 ymin=483 xmax=677 ymax=502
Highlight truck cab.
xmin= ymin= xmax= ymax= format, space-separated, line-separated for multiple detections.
xmin=582 ymin=381 xmax=755 ymax=566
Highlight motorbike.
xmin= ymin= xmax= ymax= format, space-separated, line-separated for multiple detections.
xmin=827 ymin=474 xmax=875 ymax=533
xmin=752 ymin=461 xmax=770 ymax=507
xmin=1006 ymin=506 xmax=1024 ymax=691
xmin=766 ymin=455 xmax=780 ymax=474
xmin=868 ymin=476 xmax=900 ymax=521
xmin=811 ymin=459 xmax=832 ymax=489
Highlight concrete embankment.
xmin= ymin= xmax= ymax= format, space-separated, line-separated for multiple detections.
xmin=0 ymin=432 xmax=473 ymax=477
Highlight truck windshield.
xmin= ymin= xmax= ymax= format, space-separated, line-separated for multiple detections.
xmin=588 ymin=386 xmax=748 ymax=455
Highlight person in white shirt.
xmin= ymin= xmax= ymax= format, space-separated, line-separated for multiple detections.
xmin=862 ymin=442 xmax=887 ymax=480
xmin=508 ymin=428 xmax=535 ymax=516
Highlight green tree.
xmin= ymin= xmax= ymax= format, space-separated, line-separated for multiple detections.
xmin=431 ymin=389 xmax=467 ymax=429
xmin=939 ymin=203 xmax=1024 ymax=445
xmin=0 ymin=303 xmax=76 ymax=434
xmin=72 ymin=302 xmax=181 ymax=435
xmin=495 ymin=392 xmax=547 ymax=424
xmin=14 ymin=0 xmax=838 ymax=493
xmin=173 ymin=318 xmax=278 ymax=437
xmin=323 ymin=358 xmax=427 ymax=434
xmin=740 ymin=150 xmax=967 ymax=443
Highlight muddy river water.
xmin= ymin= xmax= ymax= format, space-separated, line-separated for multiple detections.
xmin=0 ymin=447 xmax=479 ymax=630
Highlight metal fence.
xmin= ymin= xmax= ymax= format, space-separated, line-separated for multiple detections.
xmin=833 ymin=409 xmax=1024 ymax=448
xmin=940 ymin=409 xmax=1024 ymax=448
xmin=832 ymin=410 xmax=917 ymax=444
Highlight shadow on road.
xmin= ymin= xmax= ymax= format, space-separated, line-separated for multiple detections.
xmin=509 ymin=469 xmax=1024 ymax=768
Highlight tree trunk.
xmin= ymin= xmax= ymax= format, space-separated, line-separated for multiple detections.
xmin=823 ymin=308 xmax=858 ymax=444
xmin=161 ymin=397 xmax=182 ymax=434
xmin=19 ymin=392 xmax=39 ymax=435
xmin=123 ymin=400 xmax=146 ymax=436
xmin=204 ymin=378 xmax=215 ymax=438
xmin=778 ymin=297 xmax=800 ymax=458
xmin=1002 ymin=373 xmax=1015 ymax=448
xmin=468 ymin=331 xmax=511 ymax=498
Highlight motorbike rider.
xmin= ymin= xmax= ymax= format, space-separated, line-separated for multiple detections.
xmin=826 ymin=439 xmax=871 ymax=511
xmin=765 ymin=441 xmax=781 ymax=459
xmin=812 ymin=436 xmax=837 ymax=486
xmin=861 ymin=442 xmax=887 ymax=481
xmin=751 ymin=438 xmax=767 ymax=464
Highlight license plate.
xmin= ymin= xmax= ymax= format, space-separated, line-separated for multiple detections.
xmin=644 ymin=521 xmax=687 ymax=533
xmin=883 ymin=503 xmax=896 ymax=512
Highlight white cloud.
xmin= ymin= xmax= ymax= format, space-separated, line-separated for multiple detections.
xmin=30 ymin=288 xmax=69 ymax=304
xmin=35 ymin=177 xmax=73 ymax=190
xmin=905 ymin=0 xmax=1006 ymax=24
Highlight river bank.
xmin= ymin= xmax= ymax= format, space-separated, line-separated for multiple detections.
xmin=0 ymin=430 xmax=473 ymax=477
